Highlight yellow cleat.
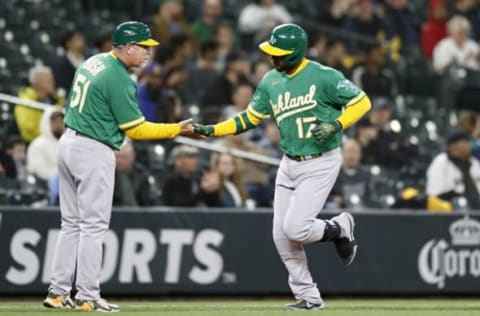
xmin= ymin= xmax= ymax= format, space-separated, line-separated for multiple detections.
xmin=42 ymin=292 xmax=75 ymax=309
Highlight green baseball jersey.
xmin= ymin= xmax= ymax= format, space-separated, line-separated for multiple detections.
xmin=248 ymin=60 xmax=362 ymax=156
xmin=64 ymin=53 xmax=145 ymax=150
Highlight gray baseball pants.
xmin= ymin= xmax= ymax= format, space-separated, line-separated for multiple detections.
xmin=273 ymin=148 xmax=342 ymax=304
xmin=48 ymin=129 xmax=115 ymax=301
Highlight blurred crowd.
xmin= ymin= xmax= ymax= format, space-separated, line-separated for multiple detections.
xmin=2 ymin=0 xmax=480 ymax=212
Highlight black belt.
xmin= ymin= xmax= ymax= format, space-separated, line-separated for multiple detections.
xmin=286 ymin=153 xmax=323 ymax=162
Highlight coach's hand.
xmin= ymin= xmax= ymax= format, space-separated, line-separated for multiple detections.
xmin=312 ymin=120 xmax=342 ymax=144
xmin=178 ymin=119 xmax=206 ymax=139
xmin=193 ymin=123 xmax=215 ymax=137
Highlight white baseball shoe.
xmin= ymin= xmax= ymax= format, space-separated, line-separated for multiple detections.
xmin=331 ymin=212 xmax=358 ymax=266
xmin=75 ymin=298 xmax=120 ymax=312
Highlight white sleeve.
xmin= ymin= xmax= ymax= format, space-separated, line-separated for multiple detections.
xmin=433 ymin=40 xmax=453 ymax=73
xmin=26 ymin=141 xmax=56 ymax=181
xmin=426 ymin=157 xmax=447 ymax=196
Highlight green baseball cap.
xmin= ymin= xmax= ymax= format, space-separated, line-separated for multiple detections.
xmin=112 ymin=21 xmax=159 ymax=47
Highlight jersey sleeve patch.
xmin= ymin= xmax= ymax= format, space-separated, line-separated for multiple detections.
xmin=119 ymin=116 xmax=145 ymax=130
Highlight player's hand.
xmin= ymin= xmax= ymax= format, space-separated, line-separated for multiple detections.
xmin=179 ymin=118 xmax=193 ymax=133
xmin=312 ymin=120 xmax=342 ymax=144
xmin=193 ymin=123 xmax=215 ymax=137
xmin=178 ymin=119 xmax=206 ymax=139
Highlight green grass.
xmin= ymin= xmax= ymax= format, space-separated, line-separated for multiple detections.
xmin=0 ymin=299 xmax=479 ymax=315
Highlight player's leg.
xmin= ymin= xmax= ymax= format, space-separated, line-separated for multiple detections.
xmin=272 ymin=158 xmax=323 ymax=307
xmin=283 ymin=148 xmax=343 ymax=244
xmin=286 ymin=148 xmax=357 ymax=265
xmin=73 ymin=138 xmax=115 ymax=306
xmin=45 ymin=135 xmax=78 ymax=309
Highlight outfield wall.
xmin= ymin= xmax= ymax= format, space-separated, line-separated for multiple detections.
xmin=0 ymin=207 xmax=479 ymax=295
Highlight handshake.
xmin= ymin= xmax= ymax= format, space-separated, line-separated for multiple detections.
xmin=179 ymin=118 xmax=342 ymax=144
xmin=177 ymin=119 xmax=215 ymax=138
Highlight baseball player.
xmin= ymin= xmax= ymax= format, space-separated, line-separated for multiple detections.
xmin=43 ymin=21 xmax=195 ymax=312
xmin=193 ymin=24 xmax=371 ymax=310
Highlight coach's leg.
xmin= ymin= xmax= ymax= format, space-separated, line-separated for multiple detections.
xmin=49 ymin=135 xmax=80 ymax=295
xmin=273 ymin=158 xmax=322 ymax=304
xmin=283 ymin=149 xmax=342 ymax=243
xmin=75 ymin=140 xmax=115 ymax=301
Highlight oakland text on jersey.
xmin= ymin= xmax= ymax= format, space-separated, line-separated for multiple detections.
xmin=270 ymin=85 xmax=317 ymax=123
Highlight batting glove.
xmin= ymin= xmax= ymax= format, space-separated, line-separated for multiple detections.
xmin=193 ymin=123 xmax=215 ymax=137
xmin=312 ymin=120 xmax=342 ymax=144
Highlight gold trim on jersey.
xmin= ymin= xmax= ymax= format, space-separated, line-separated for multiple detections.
xmin=345 ymin=92 xmax=366 ymax=107
xmin=119 ymin=117 xmax=145 ymax=130
xmin=275 ymin=103 xmax=317 ymax=125
xmin=247 ymin=105 xmax=270 ymax=119
xmin=336 ymin=94 xmax=371 ymax=129
xmin=245 ymin=110 xmax=263 ymax=125
xmin=286 ymin=58 xmax=308 ymax=78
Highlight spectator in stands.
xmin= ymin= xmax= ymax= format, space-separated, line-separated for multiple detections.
xmin=163 ymin=145 xmax=221 ymax=206
xmin=53 ymin=30 xmax=86 ymax=94
xmin=222 ymin=82 xmax=254 ymax=120
xmin=205 ymin=50 xmax=251 ymax=107
xmin=342 ymin=0 xmax=390 ymax=55
xmin=426 ymin=129 xmax=480 ymax=209
xmin=214 ymin=23 xmax=237 ymax=71
xmin=238 ymin=0 xmax=293 ymax=43
xmin=170 ymin=34 xmax=195 ymax=67
xmin=433 ymin=15 xmax=480 ymax=74
xmin=321 ymin=38 xmax=347 ymax=75
xmin=0 ymin=134 xmax=17 ymax=180
xmin=26 ymin=108 xmax=64 ymax=182
xmin=217 ymin=133 xmax=271 ymax=206
xmin=421 ymin=0 xmax=448 ymax=60
xmin=15 ymin=65 xmax=64 ymax=143
xmin=356 ymin=97 xmax=417 ymax=169
xmin=138 ymin=62 xmax=184 ymax=124
xmin=330 ymin=138 xmax=373 ymax=209
xmin=350 ymin=44 xmax=397 ymax=99
xmin=210 ymin=152 xmax=248 ymax=207
xmin=307 ymin=32 xmax=328 ymax=62
xmin=113 ymin=140 xmax=154 ymax=207
xmin=191 ymin=0 xmax=225 ymax=43
xmin=250 ymin=59 xmax=271 ymax=86
xmin=6 ymin=136 xmax=27 ymax=181
xmin=452 ymin=0 xmax=480 ymax=41
xmin=382 ymin=0 xmax=420 ymax=53
xmin=93 ymin=32 xmax=113 ymax=54
xmin=138 ymin=62 xmax=164 ymax=122
xmin=184 ymin=40 xmax=220 ymax=106
xmin=150 ymin=0 xmax=192 ymax=44
xmin=318 ymin=0 xmax=355 ymax=28
xmin=457 ymin=110 xmax=480 ymax=160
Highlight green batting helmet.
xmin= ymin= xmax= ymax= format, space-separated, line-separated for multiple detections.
xmin=112 ymin=21 xmax=159 ymax=47
xmin=259 ymin=24 xmax=308 ymax=67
